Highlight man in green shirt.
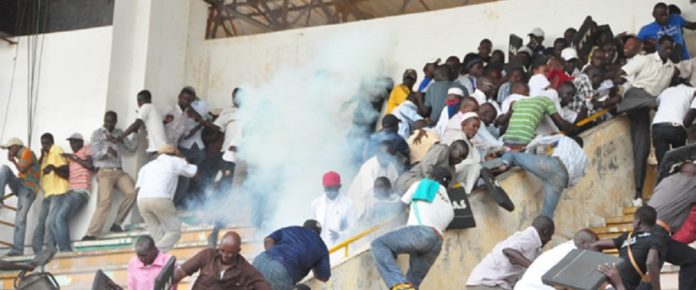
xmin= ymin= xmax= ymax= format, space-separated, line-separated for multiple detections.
xmin=503 ymin=96 xmax=576 ymax=145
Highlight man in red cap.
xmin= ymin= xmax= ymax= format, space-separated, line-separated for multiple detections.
xmin=311 ymin=171 xmax=357 ymax=246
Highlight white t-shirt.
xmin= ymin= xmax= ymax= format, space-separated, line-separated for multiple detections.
xmin=528 ymin=74 xmax=551 ymax=97
xmin=213 ymin=107 xmax=242 ymax=162
xmin=653 ymin=84 xmax=696 ymax=126
xmin=137 ymin=103 xmax=169 ymax=153
xmin=514 ymin=241 xmax=576 ymax=290
xmin=179 ymin=99 xmax=209 ymax=150
xmin=501 ymin=94 xmax=528 ymax=114
xmin=401 ymin=180 xmax=454 ymax=235
xmin=135 ymin=154 xmax=198 ymax=199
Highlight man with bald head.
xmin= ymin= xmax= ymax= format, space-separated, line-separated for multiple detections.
xmin=127 ymin=235 xmax=174 ymax=290
xmin=394 ymin=140 xmax=469 ymax=194
xmin=467 ymin=216 xmax=555 ymax=290
xmin=175 ymin=231 xmax=270 ymax=290
xmin=514 ymin=229 xmax=599 ymax=290
xmin=253 ymin=220 xmax=331 ymax=290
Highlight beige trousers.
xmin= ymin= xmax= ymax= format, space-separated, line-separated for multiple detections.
xmin=137 ymin=197 xmax=181 ymax=252
xmin=85 ymin=168 xmax=137 ymax=236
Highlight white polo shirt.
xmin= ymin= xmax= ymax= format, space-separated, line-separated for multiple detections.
xmin=622 ymin=52 xmax=676 ymax=97
xmin=401 ymin=180 xmax=454 ymax=235
xmin=514 ymin=240 xmax=576 ymax=290
xmin=135 ymin=154 xmax=198 ymax=199
xmin=137 ymin=103 xmax=169 ymax=153
xmin=652 ymin=84 xmax=696 ymax=126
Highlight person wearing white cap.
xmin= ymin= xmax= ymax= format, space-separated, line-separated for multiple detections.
xmin=527 ymin=27 xmax=546 ymax=56
xmin=165 ymin=86 xmax=209 ymax=208
xmin=433 ymin=87 xmax=465 ymax=136
xmin=0 ymin=137 xmax=40 ymax=256
xmin=135 ymin=144 xmax=198 ymax=252
xmin=32 ymin=133 xmax=69 ymax=254
xmin=561 ymin=48 xmax=583 ymax=77
xmin=52 ymin=133 xmax=94 ymax=252
xmin=425 ymin=65 xmax=469 ymax=125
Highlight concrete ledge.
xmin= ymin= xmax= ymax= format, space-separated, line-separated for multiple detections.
xmin=305 ymin=116 xmax=635 ymax=289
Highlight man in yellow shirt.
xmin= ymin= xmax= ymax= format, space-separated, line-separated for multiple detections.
xmin=386 ymin=69 xmax=417 ymax=113
xmin=32 ymin=133 xmax=70 ymax=254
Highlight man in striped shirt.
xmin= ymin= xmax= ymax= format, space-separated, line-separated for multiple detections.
xmin=53 ymin=133 xmax=94 ymax=252
xmin=502 ymin=96 xmax=576 ymax=146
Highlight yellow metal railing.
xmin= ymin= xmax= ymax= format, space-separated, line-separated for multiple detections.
xmin=328 ymin=220 xmax=393 ymax=258
xmin=576 ymin=108 xmax=612 ymax=127
xmin=326 ymin=106 xmax=615 ymax=259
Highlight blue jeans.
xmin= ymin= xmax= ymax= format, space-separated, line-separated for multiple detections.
xmin=500 ymin=152 xmax=569 ymax=217
xmin=370 ymin=226 xmax=443 ymax=288
xmin=52 ymin=190 xmax=89 ymax=251
xmin=0 ymin=165 xmax=37 ymax=254
xmin=252 ymin=252 xmax=294 ymax=290
xmin=32 ymin=194 xmax=64 ymax=254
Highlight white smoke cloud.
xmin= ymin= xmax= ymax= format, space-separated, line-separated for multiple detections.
xmin=203 ymin=27 xmax=395 ymax=235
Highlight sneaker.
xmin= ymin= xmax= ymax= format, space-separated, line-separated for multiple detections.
xmin=632 ymin=198 xmax=643 ymax=207
xmin=391 ymin=282 xmax=415 ymax=290
xmin=81 ymin=235 xmax=97 ymax=241
xmin=110 ymin=224 xmax=124 ymax=233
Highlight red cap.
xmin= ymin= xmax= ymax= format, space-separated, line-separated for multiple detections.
xmin=322 ymin=171 xmax=341 ymax=187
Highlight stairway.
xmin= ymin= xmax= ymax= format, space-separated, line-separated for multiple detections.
xmin=0 ymin=223 xmax=263 ymax=290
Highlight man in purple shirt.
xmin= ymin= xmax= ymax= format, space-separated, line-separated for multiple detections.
xmin=127 ymin=235 xmax=176 ymax=290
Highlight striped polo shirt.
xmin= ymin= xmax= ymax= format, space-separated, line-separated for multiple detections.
xmin=504 ymin=96 xmax=558 ymax=144
xmin=69 ymin=145 xmax=93 ymax=191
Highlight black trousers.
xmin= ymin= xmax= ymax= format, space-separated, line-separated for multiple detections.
xmin=652 ymin=123 xmax=687 ymax=165
xmin=619 ymin=88 xmax=657 ymax=195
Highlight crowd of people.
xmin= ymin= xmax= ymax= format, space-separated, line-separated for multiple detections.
xmin=2 ymin=2 xmax=696 ymax=290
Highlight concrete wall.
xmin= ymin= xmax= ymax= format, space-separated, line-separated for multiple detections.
xmin=0 ymin=27 xmax=113 ymax=247
xmin=190 ymin=0 xmax=696 ymax=109
xmin=305 ymin=116 xmax=634 ymax=289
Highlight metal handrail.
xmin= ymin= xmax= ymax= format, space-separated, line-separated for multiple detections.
xmin=576 ymin=107 xmax=613 ymax=127
xmin=328 ymin=220 xmax=393 ymax=257
xmin=325 ymin=106 xmax=615 ymax=259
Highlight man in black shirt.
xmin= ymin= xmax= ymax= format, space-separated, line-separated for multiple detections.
xmin=592 ymin=206 xmax=667 ymax=290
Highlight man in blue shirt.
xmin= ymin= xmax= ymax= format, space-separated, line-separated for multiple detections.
xmin=637 ymin=2 xmax=696 ymax=60
xmin=253 ymin=220 xmax=331 ymax=290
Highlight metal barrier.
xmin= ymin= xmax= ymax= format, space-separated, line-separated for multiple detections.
xmin=324 ymin=106 xmax=615 ymax=260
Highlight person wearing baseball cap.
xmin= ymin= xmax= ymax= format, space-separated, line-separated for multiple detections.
xmin=527 ymin=27 xmax=546 ymax=56
xmin=0 ymin=137 xmax=40 ymax=256
xmin=53 ymin=133 xmax=94 ymax=252
xmin=386 ymin=69 xmax=418 ymax=113
xmin=310 ymin=171 xmax=357 ymax=246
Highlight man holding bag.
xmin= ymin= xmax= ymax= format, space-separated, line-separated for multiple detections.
xmin=370 ymin=167 xmax=454 ymax=290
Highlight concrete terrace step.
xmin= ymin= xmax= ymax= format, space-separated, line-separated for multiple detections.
xmin=72 ymin=224 xmax=255 ymax=252
xmin=605 ymin=215 xmax=634 ymax=226
xmin=623 ymin=207 xmax=637 ymax=215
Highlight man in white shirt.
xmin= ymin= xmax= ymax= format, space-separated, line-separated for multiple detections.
xmin=346 ymin=142 xmax=400 ymax=218
xmin=391 ymin=93 xmax=425 ymax=140
xmin=466 ymin=216 xmax=555 ymax=290
xmin=514 ymin=229 xmax=599 ymax=290
xmin=120 ymin=90 xmax=169 ymax=155
xmin=310 ymin=171 xmax=357 ymax=247
xmin=471 ymin=77 xmax=502 ymax=114
xmin=497 ymin=134 xmax=588 ymax=218
xmin=212 ymin=88 xmax=243 ymax=192
xmin=135 ymin=145 xmax=198 ymax=252
xmin=652 ymin=84 xmax=696 ymax=164
xmin=371 ymin=167 xmax=454 ymax=290
xmin=499 ymin=82 xmax=529 ymax=115
xmin=617 ymin=35 xmax=677 ymax=205
xmin=433 ymin=87 xmax=466 ymax=137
